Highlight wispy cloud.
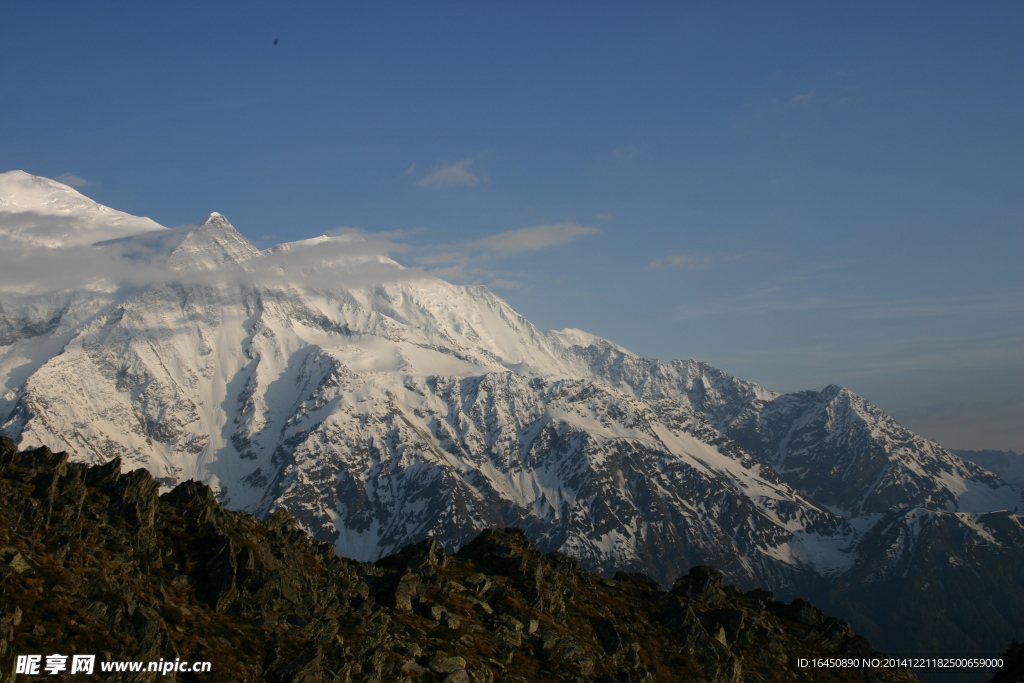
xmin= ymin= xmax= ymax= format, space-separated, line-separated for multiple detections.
xmin=648 ymin=253 xmax=701 ymax=270
xmin=647 ymin=250 xmax=752 ymax=271
xmin=671 ymin=289 xmax=1024 ymax=321
xmin=756 ymin=85 xmax=866 ymax=116
xmin=487 ymin=279 xmax=524 ymax=290
xmin=417 ymin=158 xmax=488 ymax=187
xmin=0 ymin=217 xmax=425 ymax=296
xmin=407 ymin=221 xmax=599 ymax=287
xmin=325 ymin=226 xmax=422 ymax=244
xmin=786 ymin=90 xmax=816 ymax=106
xmin=55 ymin=173 xmax=97 ymax=188
xmin=469 ymin=221 xmax=598 ymax=256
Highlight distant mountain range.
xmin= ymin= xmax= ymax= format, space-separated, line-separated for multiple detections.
xmin=1 ymin=170 xmax=1021 ymax=676
xmin=953 ymin=450 xmax=1024 ymax=489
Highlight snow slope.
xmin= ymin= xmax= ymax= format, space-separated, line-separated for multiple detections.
xmin=0 ymin=170 xmax=165 ymax=247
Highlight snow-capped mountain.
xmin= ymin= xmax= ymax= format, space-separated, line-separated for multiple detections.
xmin=1 ymin=171 xmax=1022 ymax=660
xmin=725 ymin=385 xmax=1020 ymax=516
xmin=0 ymin=170 xmax=164 ymax=247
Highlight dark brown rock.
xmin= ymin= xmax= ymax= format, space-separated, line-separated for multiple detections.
xmin=0 ymin=443 xmax=924 ymax=683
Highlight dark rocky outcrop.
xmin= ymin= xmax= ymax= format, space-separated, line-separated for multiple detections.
xmin=0 ymin=438 xmax=921 ymax=682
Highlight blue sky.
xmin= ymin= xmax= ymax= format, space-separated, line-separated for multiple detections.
xmin=2 ymin=1 xmax=1021 ymax=450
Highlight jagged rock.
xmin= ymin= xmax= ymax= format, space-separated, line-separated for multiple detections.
xmin=613 ymin=571 xmax=661 ymax=590
xmin=625 ymin=642 xmax=641 ymax=666
xmin=1 ymin=551 xmax=31 ymax=576
xmin=391 ymin=573 xmax=421 ymax=611
xmin=771 ymin=597 xmax=828 ymax=627
xmin=744 ymin=588 xmax=774 ymax=603
xmin=429 ymin=655 xmax=467 ymax=673
xmin=414 ymin=596 xmax=444 ymax=621
xmin=594 ymin=617 xmax=621 ymax=655
xmin=400 ymin=659 xmax=427 ymax=675
xmin=84 ymin=455 xmax=122 ymax=490
xmin=672 ymin=566 xmax=726 ymax=603
xmin=403 ymin=537 xmax=449 ymax=569
xmin=204 ymin=534 xmax=239 ymax=613
xmin=703 ymin=608 xmax=745 ymax=644
xmin=108 ymin=467 xmax=160 ymax=527
xmin=161 ymin=478 xmax=219 ymax=509
xmin=465 ymin=572 xmax=492 ymax=594
xmin=0 ymin=444 xmax=923 ymax=683
xmin=466 ymin=594 xmax=494 ymax=615
xmin=0 ymin=436 xmax=14 ymax=463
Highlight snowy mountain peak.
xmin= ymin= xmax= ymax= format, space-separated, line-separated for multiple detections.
xmin=0 ymin=170 xmax=93 ymax=214
xmin=165 ymin=213 xmax=261 ymax=272
xmin=2 ymin=173 xmax=1022 ymax=653
xmin=547 ymin=328 xmax=635 ymax=356
xmin=0 ymin=170 xmax=165 ymax=247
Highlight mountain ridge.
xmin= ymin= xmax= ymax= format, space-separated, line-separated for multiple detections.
xmin=1 ymin=171 xmax=1022 ymax=673
xmin=0 ymin=436 xmax=932 ymax=683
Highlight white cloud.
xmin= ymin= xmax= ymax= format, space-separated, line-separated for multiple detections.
xmin=648 ymin=253 xmax=701 ymax=270
xmin=402 ymin=221 xmax=598 ymax=287
xmin=787 ymin=90 xmax=816 ymax=106
xmin=55 ymin=173 xmax=97 ymax=188
xmin=327 ymin=226 xmax=424 ymax=243
xmin=670 ymin=289 xmax=1024 ymax=321
xmin=470 ymin=221 xmax=598 ymax=255
xmin=648 ymin=249 xmax=752 ymax=272
xmin=0 ymin=219 xmax=425 ymax=296
xmin=417 ymin=158 xmax=487 ymax=187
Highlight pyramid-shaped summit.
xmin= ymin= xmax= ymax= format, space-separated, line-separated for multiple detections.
xmin=165 ymin=212 xmax=261 ymax=271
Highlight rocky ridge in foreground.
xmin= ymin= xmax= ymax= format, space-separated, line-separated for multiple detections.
xmin=0 ymin=436 xmax=923 ymax=683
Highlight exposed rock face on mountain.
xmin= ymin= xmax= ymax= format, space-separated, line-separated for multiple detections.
xmin=725 ymin=386 xmax=1017 ymax=516
xmin=1 ymin=171 xmax=1023 ymax=672
xmin=0 ymin=438 xmax=925 ymax=683
xmin=806 ymin=508 xmax=1024 ymax=669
